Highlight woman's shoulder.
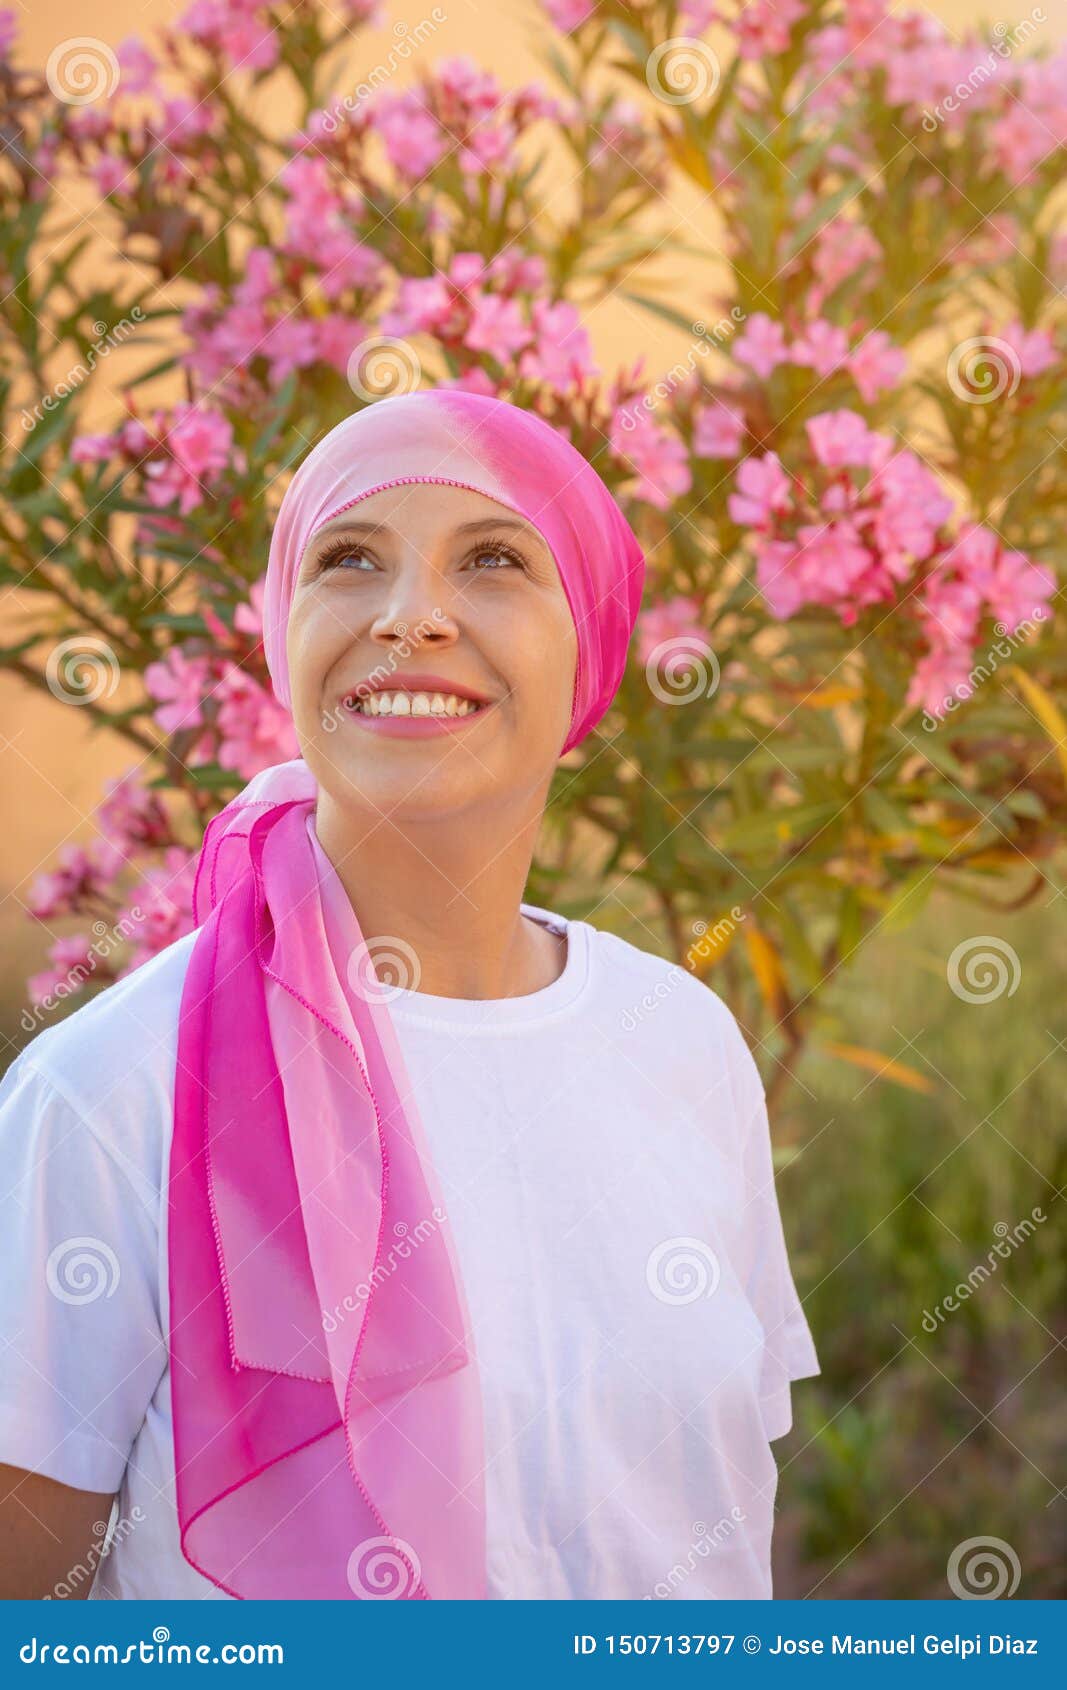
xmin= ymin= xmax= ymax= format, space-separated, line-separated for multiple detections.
xmin=9 ymin=927 xmax=201 ymax=1191
xmin=584 ymin=917 xmax=747 ymax=1022
xmin=580 ymin=916 xmax=763 ymax=1089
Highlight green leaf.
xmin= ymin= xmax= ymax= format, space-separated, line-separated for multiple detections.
xmin=618 ymin=290 xmax=715 ymax=338
xmin=880 ymin=869 xmax=935 ymax=935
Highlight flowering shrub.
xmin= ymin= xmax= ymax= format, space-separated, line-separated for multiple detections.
xmin=3 ymin=0 xmax=1064 ymax=1100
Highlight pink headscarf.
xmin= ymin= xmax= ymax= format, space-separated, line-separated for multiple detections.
xmin=168 ymin=389 xmax=645 ymax=1600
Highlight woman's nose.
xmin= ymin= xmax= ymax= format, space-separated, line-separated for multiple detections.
xmin=369 ymin=558 xmax=460 ymax=645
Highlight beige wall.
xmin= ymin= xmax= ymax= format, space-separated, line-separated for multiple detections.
xmin=6 ymin=0 xmax=1066 ymax=977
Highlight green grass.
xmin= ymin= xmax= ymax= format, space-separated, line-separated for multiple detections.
xmin=770 ymin=886 xmax=1066 ymax=1598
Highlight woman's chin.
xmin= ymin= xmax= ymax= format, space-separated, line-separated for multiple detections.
xmin=319 ymin=753 xmax=502 ymax=820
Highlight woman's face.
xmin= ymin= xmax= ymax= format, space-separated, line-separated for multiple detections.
xmin=285 ymin=481 xmax=579 ymax=820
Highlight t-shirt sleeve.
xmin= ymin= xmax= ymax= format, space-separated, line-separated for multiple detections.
xmin=707 ymin=999 xmax=820 ymax=1442
xmin=740 ymin=1078 xmax=820 ymax=1441
xmin=0 ymin=1051 xmax=166 ymax=1494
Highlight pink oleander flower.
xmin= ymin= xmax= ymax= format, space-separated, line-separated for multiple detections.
xmin=733 ymin=312 xmax=789 ymax=380
xmin=738 ymin=0 xmax=807 ymax=59
xmin=517 ymin=299 xmax=596 ymax=388
xmin=380 ymin=276 xmax=455 ymax=339
xmin=463 ymin=292 xmax=533 ymax=363
xmin=182 ymin=255 xmax=278 ymax=386
xmin=119 ymin=846 xmax=198 ymax=969
xmin=170 ymin=402 xmax=234 ymax=479
xmin=278 ymin=161 xmax=382 ymax=299
xmin=234 ymin=577 xmax=266 ymax=640
xmin=119 ymin=418 xmax=153 ymax=455
xmin=541 ymin=0 xmax=595 ymax=27
xmin=180 ymin=0 xmax=279 ymax=71
xmin=446 ymin=366 xmax=501 ymax=397
xmin=985 ymin=547 xmax=1057 ymax=631
xmin=0 ymin=9 xmax=18 ymax=56
xmin=487 ymin=251 xmax=548 ymax=294
xmin=436 ymin=54 xmax=504 ymax=119
xmin=756 ymin=519 xmax=875 ymax=624
xmin=372 ymin=94 xmax=449 ymax=179
xmin=29 ymin=936 xmax=101 ymax=1008
xmin=847 ymin=330 xmax=907 ymax=402
xmin=999 ymin=319 xmax=1058 ymax=380
xmin=727 ymin=451 xmax=793 ymax=530
xmin=71 ymin=433 xmax=118 ymax=465
xmin=806 ymin=409 xmax=880 ymax=470
xmin=459 ymin=122 xmax=517 ymax=176
xmin=314 ymin=314 xmax=368 ymax=374
xmin=906 ymin=643 xmax=984 ymax=718
xmin=680 ymin=0 xmax=717 ymax=28
xmin=735 ymin=414 xmax=956 ymax=626
xmin=215 ymin=667 xmax=300 ymax=779
xmin=27 ymin=846 xmax=105 ymax=921
xmin=97 ymin=772 xmax=171 ymax=852
xmin=906 ymin=545 xmax=997 ymax=718
xmin=143 ymin=403 xmax=238 ymax=514
xmin=261 ymin=317 xmax=319 ymax=383
xmin=610 ymin=406 xmax=693 ymax=510
xmin=934 ymin=524 xmax=1056 ymax=634
xmin=144 ymin=647 xmax=213 ymax=734
xmin=156 ymin=94 xmax=219 ymax=148
xmin=809 ymin=221 xmax=882 ymax=311
xmin=636 ymin=596 xmax=710 ymax=668
xmin=115 ymin=35 xmax=159 ymax=96
xmin=990 ymin=103 xmax=1053 ymax=186
xmin=279 ymin=155 xmax=340 ymax=229
xmin=791 ymin=318 xmax=850 ymax=379
xmin=93 ymin=156 xmax=129 ymax=197
xmin=693 ymin=399 xmax=746 ymax=459
xmin=863 ymin=449 xmax=954 ymax=575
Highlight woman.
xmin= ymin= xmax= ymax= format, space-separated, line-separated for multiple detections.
xmin=0 ymin=389 xmax=818 ymax=1601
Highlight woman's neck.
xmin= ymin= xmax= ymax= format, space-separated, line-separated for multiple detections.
xmin=313 ymin=791 xmax=565 ymax=1001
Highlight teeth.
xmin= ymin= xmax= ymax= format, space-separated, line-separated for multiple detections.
xmin=354 ymin=690 xmax=483 ymax=718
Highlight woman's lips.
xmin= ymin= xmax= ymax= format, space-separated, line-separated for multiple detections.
xmin=338 ymin=698 xmax=498 ymax=737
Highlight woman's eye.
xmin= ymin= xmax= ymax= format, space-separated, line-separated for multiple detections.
xmin=318 ymin=545 xmax=373 ymax=572
xmin=470 ymin=544 xmax=521 ymax=571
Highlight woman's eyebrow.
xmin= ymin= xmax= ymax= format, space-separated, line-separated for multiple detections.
xmin=451 ymin=517 xmax=530 ymax=536
xmin=309 ymin=518 xmax=388 ymax=542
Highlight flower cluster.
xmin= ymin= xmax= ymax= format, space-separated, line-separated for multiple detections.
xmin=72 ymin=404 xmax=240 ymax=519
xmin=5 ymin=0 xmax=1063 ymax=1031
xmin=25 ymin=773 xmax=195 ymax=1004
xmin=144 ymin=580 xmax=299 ymax=778
xmin=732 ymin=312 xmax=906 ymax=403
xmin=728 ymin=408 xmax=1055 ymax=712
xmin=381 ymin=251 xmax=596 ymax=390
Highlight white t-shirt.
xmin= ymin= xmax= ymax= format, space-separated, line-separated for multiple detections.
xmin=0 ymin=902 xmax=818 ymax=1601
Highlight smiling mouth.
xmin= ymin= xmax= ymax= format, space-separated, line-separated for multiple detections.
xmin=344 ymin=689 xmax=489 ymax=719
